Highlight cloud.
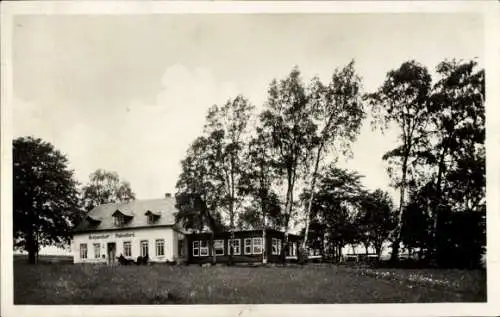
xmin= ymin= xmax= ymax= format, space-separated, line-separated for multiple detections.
xmin=13 ymin=65 xmax=241 ymax=200
xmin=112 ymin=64 xmax=240 ymax=198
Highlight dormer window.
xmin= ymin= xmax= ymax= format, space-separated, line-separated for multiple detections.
xmin=112 ymin=209 xmax=133 ymax=226
xmin=114 ymin=214 xmax=127 ymax=226
xmin=145 ymin=210 xmax=160 ymax=224
xmin=87 ymin=215 xmax=102 ymax=229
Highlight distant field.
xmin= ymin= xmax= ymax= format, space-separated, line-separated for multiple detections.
xmin=13 ymin=258 xmax=486 ymax=304
xmin=14 ymin=254 xmax=73 ymax=264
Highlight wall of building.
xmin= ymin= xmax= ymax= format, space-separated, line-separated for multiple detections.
xmin=72 ymin=226 xmax=183 ymax=264
xmin=186 ymin=230 xmax=301 ymax=264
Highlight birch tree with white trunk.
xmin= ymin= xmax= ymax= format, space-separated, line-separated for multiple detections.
xmin=302 ymin=61 xmax=365 ymax=250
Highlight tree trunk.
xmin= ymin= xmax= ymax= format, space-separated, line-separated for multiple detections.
xmin=229 ymin=162 xmax=236 ymax=266
xmin=27 ymin=230 xmax=37 ymax=264
xmin=281 ymin=181 xmax=294 ymax=264
xmin=375 ymin=244 xmax=382 ymax=260
xmin=391 ymin=237 xmax=401 ymax=262
xmin=322 ymin=234 xmax=326 ymax=258
xmin=262 ymin=228 xmax=267 ymax=264
xmin=228 ymin=211 xmax=234 ymax=266
xmin=262 ymin=206 xmax=267 ymax=265
xmin=198 ymin=195 xmax=217 ymax=265
xmin=229 ymin=229 xmax=234 ymax=266
xmin=430 ymin=145 xmax=447 ymax=260
xmin=28 ymin=250 xmax=36 ymax=264
xmin=260 ymin=181 xmax=268 ymax=264
xmin=303 ymin=145 xmax=323 ymax=250
xmin=391 ymin=155 xmax=409 ymax=262
xmin=337 ymin=243 xmax=343 ymax=262
xmin=210 ymin=232 xmax=216 ymax=265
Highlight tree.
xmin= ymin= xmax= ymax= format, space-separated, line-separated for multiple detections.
xmin=303 ymin=165 xmax=365 ymax=262
xmin=434 ymin=208 xmax=485 ymax=268
xmin=175 ymin=136 xmax=226 ymax=265
xmin=13 ymin=137 xmax=81 ymax=264
xmin=365 ymin=61 xmax=432 ymax=261
xmin=238 ymin=126 xmax=283 ymax=262
xmin=302 ymin=60 xmax=365 ymax=249
xmin=203 ymin=95 xmax=254 ymax=264
xmin=396 ymin=59 xmax=486 ymax=264
xmin=299 ymin=218 xmax=327 ymax=256
xmin=356 ymin=189 xmax=396 ymax=259
xmin=260 ymin=67 xmax=317 ymax=262
xmin=400 ymin=184 xmax=433 ymax=259
xmin=425 ymin=59 xmax=485 ymax=256
xmin=81 ymin=169 xmax=135 ymax=211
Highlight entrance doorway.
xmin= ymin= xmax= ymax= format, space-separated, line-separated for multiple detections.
xmin=107 ymin=242 xmax=116 ymax=264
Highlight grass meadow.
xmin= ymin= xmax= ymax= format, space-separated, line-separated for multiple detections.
xmin=13 ymin=255 xmax=486 ymax=304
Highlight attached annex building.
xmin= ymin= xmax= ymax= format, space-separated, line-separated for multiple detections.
xmin=71 ymin=196 xmax=301 ymax=264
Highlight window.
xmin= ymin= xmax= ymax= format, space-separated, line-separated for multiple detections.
xmin=80 ymin=243 xmax=87 ymax=259
xmin=114 ymin=215 xmax=127 ymax=226
xmin=156 ymin=239 xmax=165 ymax=256
xmin=228 ymin=239 xmax=241 ymax=255
xmin=123 ymin=241 xmax=132 ymax=257
xmin=140 ymin=240 xmax=149 ymax=257
xmin=199 ymin=240 xmax=209 ymax=256
xmin=244 ymin=238 xmax=252 ymax=255
xmin=253 ymin=238 xmax=263 ymax=255
xmin=148 ymin=215 xmax=157 ymax=224
xmin=214 ymin=239 xmax=224 ymax=256
xmin=93 ymin=243 xmax=101 ymax=258
xmin=272 ymin=238 xmax=281 ymax=255
xmin=192 ymin=241 xmax=199 ymax=257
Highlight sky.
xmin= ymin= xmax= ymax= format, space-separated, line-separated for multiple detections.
xmin=12 ymin=13 xmax=484 ymax=214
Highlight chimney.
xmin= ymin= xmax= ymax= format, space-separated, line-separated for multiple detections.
xmin=165 ymin=193 xmax=172 ymax=198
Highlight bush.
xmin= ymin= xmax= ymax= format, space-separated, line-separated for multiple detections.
xmin=435 ymin=210 xmax=485 ymax=269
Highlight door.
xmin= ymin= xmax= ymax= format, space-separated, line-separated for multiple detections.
xmin=140 ymin=240 xmax=149 ymax=258
xmin=107 ymin=242 xmax=116 ymax=264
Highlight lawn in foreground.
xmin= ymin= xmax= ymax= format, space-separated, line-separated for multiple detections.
xmin=14 ymin=261 xmax=486 ymax=304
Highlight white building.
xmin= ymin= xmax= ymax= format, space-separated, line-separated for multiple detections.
xmin=71 ymin=196 xmax=186 ymax=264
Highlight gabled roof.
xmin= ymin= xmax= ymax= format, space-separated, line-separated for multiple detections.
xmin=73 ymin=198 xmax=178 ymax=233
xmin=111 ymin=209 xmax=134 ymax=218
xmin=86 ymin=214 xmax=102 ymax=222
xmin=145 ymin=210 xmax=161 ymax=216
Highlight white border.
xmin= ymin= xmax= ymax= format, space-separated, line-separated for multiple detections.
xmin=1 ymin=1 xmax=499 ymax=317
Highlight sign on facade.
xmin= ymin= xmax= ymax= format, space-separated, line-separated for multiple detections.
xmin=89 ymin=232 xmax=135 ymax=240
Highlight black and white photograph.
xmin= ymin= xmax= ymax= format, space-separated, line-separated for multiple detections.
xmin=1 ymin=1 xmax=499 ymax=316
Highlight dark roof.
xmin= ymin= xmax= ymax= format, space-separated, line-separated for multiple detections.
xmin=188 ymin=229 xmax=302 ymax=239
xmin=73 ymin=198 xmax=178 ymax=233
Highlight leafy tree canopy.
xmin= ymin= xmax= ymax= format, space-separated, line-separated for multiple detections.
xmin=81 ymin=169 xmax=135 ymax=211
xmin=13 ymin=136 xmax=81 ymax=263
